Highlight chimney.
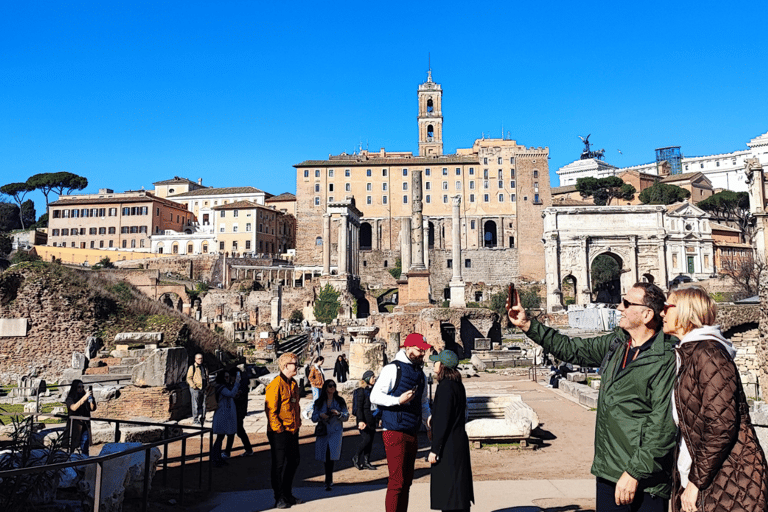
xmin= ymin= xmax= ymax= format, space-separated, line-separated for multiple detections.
xmin=198 ymin=178 xmax=203 ymax=185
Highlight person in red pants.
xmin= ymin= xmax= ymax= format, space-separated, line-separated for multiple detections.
xmin=370 ymin=333 xmax=433 ymax=512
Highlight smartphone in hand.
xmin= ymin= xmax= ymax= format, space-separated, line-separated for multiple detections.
xmin=508 ymin=282 xmax=517 ymax=307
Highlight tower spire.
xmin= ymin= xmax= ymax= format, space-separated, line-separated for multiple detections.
xmin=427 ymin=53 xmax=432 ymax=82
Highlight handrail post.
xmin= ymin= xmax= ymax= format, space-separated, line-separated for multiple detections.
xmin=93 ymin=460 xmax=103 ymax=512
xmin=208 ymin=429 xmax=213 ymax=491
xmin=179 ymin=437 xmax=186 ymax=505
xmin=199 ymin=427 xmax=204 ymax=488
xmin=142 ymin=447 xmax=151 ymax=512
xmin=163 ymin=427 xmax=168 ymax=486
xmin=114 ymin=421 xmax=121 ymax=443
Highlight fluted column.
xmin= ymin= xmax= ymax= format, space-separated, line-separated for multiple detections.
xmin=338 ymin=213 xmax=349 ymax=274
xmin=451 ymin=197 xmax=462 ymax=282
xmin=400 ymin=217 xmax=411 ymax=280
xmin=322 ymin=213 xmax=331 ymax=275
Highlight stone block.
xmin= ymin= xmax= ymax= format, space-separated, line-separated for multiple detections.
xmin=348 ymin=342 xmax=385 ymax=381
xmin=752 ymin=404 xmax=768 ymax=427
xmin=85 ymin=367 xmax=109 ymax=375
xmin=131 ymin=347 xmax=188 ymax=387
xmin=475 ymin=338 xmax=491 ymax=351
xmin=567 ymin=372 xmax=587 ymax=383
xmin=590 ymin=379 xmax=601 ymax=390
xmin=578 ymin=389 xmax=599 ymax=409
xmin=82 ymin=444 xmax=132 ymax=512
xmin=72 ymin=352 xmax=87 ymax=370
xmin=254 ymin=383 xmax=266 ymax=395
xmin=24 ymin=402 xmax=38 ymax=413
xmin=61 ymin=368 xmax=84 ymax=384
xmin=118 ymin=425 xmax=166 ymax=443
xmin=115 ymin=332 xmax=163 ymax=344
xmin=85 ymin=335 xmax=104 ymax=360
xmin=505 ymin=400 xmax=540 ymax=430
xmin=0 ymin=318 xmax=28 ymax=337
xmin=756 ymin=426 xmax=768 ymax=457
xmin=470 ymin=355 xmax=486 ymax=372
xmin=465 ymin=417 xmax=531 ymax=439
xmin=99 ymin=443 xmax=162 ymax=498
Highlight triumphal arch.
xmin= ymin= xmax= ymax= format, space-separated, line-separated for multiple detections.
xmin=542 ymin=204 xmax=715 ymax=312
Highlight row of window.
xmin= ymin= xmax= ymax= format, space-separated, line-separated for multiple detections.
xmin=51 ymin=226 xmax=149 ymax=236
xmin=51 ymin=206 xmax=152 ymax=219
xmin=318 ymin=179 xmax=523 ymax=194
xmin=217 ymin=223 xmax=276 ymax=234
xmin=305 ymin=166 xmax=532 ymax=179
xmin=315 ymin=192 xmax=542 ymax=206
xmin=51 ymin=239 xmax=146 ymax=249
xmin=219 ymin=210 xmax=276 ymax=221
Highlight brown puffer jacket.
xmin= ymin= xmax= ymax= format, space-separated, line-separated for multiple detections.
xmin=673 ymin=339 xmax=768 ymax=512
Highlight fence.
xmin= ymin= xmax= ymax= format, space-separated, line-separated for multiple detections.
xmin=0 ymin=412 xmax=213 ymax=512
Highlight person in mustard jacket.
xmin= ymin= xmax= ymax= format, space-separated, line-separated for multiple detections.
xmin=265 ymin=352 xmax=303 ymax=509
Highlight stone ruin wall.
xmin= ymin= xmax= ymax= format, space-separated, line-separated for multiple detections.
xmin=0 ymin=279 xmax=94 ymax=385
xmin=759 ymin=276 xmax=768 ymax=401
xmin=115 ymin=254 xmax=218 ymax=282
xmin=358 ymin=249 xmax=400 ymax=290
xmin=96 ymin=385 xmax=186 ymax=422
xmin=429 ymin=248 xmax=520 ymax=302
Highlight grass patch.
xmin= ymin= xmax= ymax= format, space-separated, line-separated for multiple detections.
xmin=0 ymin=402 xmax=65 ymax=425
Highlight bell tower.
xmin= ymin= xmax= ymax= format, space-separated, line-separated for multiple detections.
xmin=417 ymin=69 xmax=443 ymax=156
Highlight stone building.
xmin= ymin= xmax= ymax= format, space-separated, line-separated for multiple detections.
xmin=48 ymin=189 xmax=195 ymax=251
xmin=543 ymin=202 xmax=716 ymax=312
xmin=152 ymin=176 xmax=206 ymax=198
xmin=294 ymin=71 xmax=551 ymax=305
xmin=211 ymin=200 xmax=295 ymax=256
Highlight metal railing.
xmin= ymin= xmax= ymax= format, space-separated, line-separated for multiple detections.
xmin=0 ymin=413 xmax=213 ymax=512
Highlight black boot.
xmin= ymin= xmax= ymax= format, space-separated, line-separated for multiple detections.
xmin=362 ymin=456 xmax=376 ymax=470
xmin=352 ymin=454 xmax=363 ymax=470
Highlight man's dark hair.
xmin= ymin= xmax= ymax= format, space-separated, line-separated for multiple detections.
xmin=634 ymin=282 xmax=666 ymax=328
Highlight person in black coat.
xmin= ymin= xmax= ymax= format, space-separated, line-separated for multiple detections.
xmin=333 ymin=355 xmax=349 ymax=383
xmin=225 ymin=367 xmax=253 ymax=457
xmin=352 ymin=370 xmax=379 ymax=470
xmin=427 ymin=350 xmax=474 ymax=512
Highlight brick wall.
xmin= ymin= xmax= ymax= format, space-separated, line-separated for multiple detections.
xmin=97 ymin=385 xmax=187 ymax=421
xmin=115 ymin=254 xmax=218 ymax=281
xmin=514 ymin=150 xmax=550 ymax=281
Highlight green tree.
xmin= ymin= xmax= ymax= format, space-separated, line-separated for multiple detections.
xmin=518 ymin=285 xmax=542 ymax=310
xmin=576 ymin=176 xmax=636 ymax=206
xmin=0 ymin=234 xmax=11 ymax=256
xmin=314 ymin=284 xmax=341 ymax=324
xmin=0 ymin=183 xmax=34 ymax=229
xmin=20 ymin=200 xmax=35 ymax=229
xmin=489 ymin=289 xmax=508 ymax=319
xmin=591 ymin=254 xmax=621 ymax=290
xmin=36 ymin=172 xmax=89 ymax=199
xmin=638 ymin=182 xmax=690 ymax=205
xmin=0 ymin=203 xmax=21 ymax=232
xmin=698 ymin=190 xmax=751 ymax=242
xmin=388 ymin=257 xmax=402 ymax=280
xmin=289 ymin=309 xmax=304 ymax=323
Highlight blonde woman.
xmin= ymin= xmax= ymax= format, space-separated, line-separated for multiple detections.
xmin=662 ymin=287 xmax=767 ymax=512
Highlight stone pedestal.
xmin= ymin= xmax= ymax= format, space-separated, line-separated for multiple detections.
xmin=449 ymin=280 xmax=466 ymax=308
xmin=348 ymin=326 xmax=383 ymax=380
xmin=405 ymin=269 xmax=430 ymax=304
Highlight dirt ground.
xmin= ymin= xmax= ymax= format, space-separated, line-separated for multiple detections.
xmin=134 ymin=376 xmax=597 ymax=510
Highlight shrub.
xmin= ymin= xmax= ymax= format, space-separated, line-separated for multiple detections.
xmin=289 ymin=309 xmax=304 ymax=323
xmin=314 ymin=284 xmax=341 ymax=324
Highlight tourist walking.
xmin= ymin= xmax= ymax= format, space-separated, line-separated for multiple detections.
xmin=507 ymin=282 xmax=676 ymax=511
xmin=662 ymin=287 xmax=768 ymax=512
xmin=353 ymin=370 xmax=380 ymax=470
xmin=371 ymin=333 xmax=432 ymax=512
xmin=186 ymin=353 xmax=208 ymax=425
xmin=225 ymin=367 xmax=253 ymax=457
xmin=427 ymin=350 xmax=474 ymax=512
xmin=309 ymin=356 xmax=326 ymax=402
xmin=312 ymin=379 xmax=349 ymax=491
xmin=265 ymin=352 xmax=303 ymax=509
xmin=64 ymin=379 xmax=97 ymax=455
xmin=211 ymin=370 xmax=241 ymax=467
xmin=333 ymin=354 xmax=349 ymax=383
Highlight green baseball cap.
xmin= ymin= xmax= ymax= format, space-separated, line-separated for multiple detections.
xmin=429 ymin=349 xmax=459 ymax=369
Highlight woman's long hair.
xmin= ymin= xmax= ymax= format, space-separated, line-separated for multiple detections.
xmin=66 ymin=379 xmax=84 ymax=404
xmin=314 ymin=378 xmax=346 ymax=411
xmin=436 ymin=365 xmax=462 ymax=383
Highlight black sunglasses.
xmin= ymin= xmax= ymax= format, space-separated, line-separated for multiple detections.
xmin=622 ymin=298 xmax=650 ymax=309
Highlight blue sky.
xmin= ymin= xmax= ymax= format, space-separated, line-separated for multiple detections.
xmin=3 ymin=1 xmax=767 ymax=219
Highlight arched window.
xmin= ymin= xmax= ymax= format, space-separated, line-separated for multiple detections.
xmin=315 ymin=236 xmax=323 ymax=246
xmin=427 ymin=98 xmax=433 ymax=113
xmin=187 ymin=244 xmax=193 ymax=253
xmin=360 ymin=222 xmax=372 ymax=250
xmin=202 ymin=243 xmax=208 ymax=253
xmin=483 ymin=220 xmax=497 ymax=248
xmin=427 ymin=125 xmax=434 ymax=139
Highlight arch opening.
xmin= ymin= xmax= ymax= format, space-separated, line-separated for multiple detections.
xmin=591 ymin=252 xmax=623 ymax=304
xmin=483 ymin=220 xmax=497 ymax=248
xmin=360 ymin=222 xmax=372 ymax=250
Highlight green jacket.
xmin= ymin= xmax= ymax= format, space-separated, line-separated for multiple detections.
xmin=526 ymin=319 xmax=677 ymax=498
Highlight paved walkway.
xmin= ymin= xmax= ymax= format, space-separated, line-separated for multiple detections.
xmin=197 ymin=479 xmax=595 ymax=512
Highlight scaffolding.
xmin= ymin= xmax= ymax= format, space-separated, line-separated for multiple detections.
xmin=655 ymin=146 xmax=683 ymax=175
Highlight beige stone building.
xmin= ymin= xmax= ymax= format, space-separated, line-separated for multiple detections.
xmin=48 ymin=189 xmax=194 ymax=251
xmin=152 ymin=176 xmax=206 ymax=198
xmin=294 ymin=72 xmax=551 ymax=302
xmin=212 ymin=201 xmax=295 ymax=256
xmin=266 ymin=192 xmax=297 ymax=218
xmin=167 ymin=186 xmax=270 ymax=226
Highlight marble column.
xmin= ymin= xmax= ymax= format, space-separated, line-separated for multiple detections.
xmin=423 ymin=218 xmax=430 ymax=269
xmin=410 ymin=170 xmax=426 ymax=271
xmin=449 ymin=195 xmax=466 ymax=308
xmin=322 ymin=213 xmax=331 ymax=275
xmin=338 ymin=214 xmax=349 ymax=275
xmin=400 ymin=217 xmax=411 ymax=280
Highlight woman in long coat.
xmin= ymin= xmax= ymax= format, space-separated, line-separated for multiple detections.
xmin=428 ymin=350 xmax=474 ymax=512
xmin=311 ymin=379 xmax=349 ymax=491
xmin=662 ymin=286 xmax=768 ymax=512
xmin=211 ymin=370 xmax=241 ymax=467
